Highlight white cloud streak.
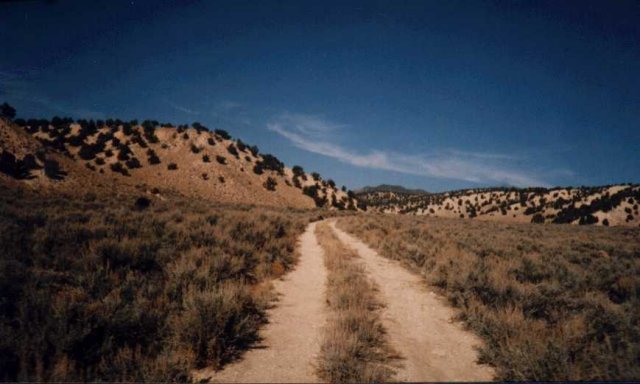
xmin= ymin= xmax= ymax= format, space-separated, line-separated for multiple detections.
xmin=268 ymin=113 xmax=550 ymax=187
xmin=166 ymin=100 xmax=200 ymax=115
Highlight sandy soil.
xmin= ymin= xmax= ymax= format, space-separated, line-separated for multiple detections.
xmin=329 ymin=221 xmax=495 ymax=382
xmin=195 ymin=221 xmax=327 ymax=383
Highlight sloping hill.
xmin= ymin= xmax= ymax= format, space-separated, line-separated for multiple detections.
xmin=357 ymin=185 xmax=640 ymax=226
xmin=0 ymin=117 xmax=358 ymax=210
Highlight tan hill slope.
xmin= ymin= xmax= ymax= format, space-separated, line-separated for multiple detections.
xmin=358 ymin=185 xmax=640 ymax=227
xmin=0 ymin=117 xmax=358 ymax=209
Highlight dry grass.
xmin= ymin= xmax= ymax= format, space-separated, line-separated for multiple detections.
xmin=337 ymin=214 xmax=640 ymax=381
xmin=0 ymin=187 xmax=328 ymax=381
xmin=314 ymin=222 xmax=398 ymax=383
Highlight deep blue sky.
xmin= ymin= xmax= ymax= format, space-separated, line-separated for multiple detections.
xmin=1 ymin=0 xmax=639 ymax=191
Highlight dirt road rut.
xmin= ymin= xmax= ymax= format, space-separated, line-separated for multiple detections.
xmin=198 ymin=221 xmax=327 ymax=383
xmin=330 ymin=221 xmax=495 ymax=382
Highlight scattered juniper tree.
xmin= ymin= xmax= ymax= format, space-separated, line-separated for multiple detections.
xmin=263 ymin=176 xmax=277 ymax=191
xmin=214 ymin=129 xmax=231 ymax=140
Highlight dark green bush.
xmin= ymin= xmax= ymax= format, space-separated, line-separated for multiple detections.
xmin=214 ymin=129 xmax=231 ymax=140
xmin=263 ymin=177 xmax=277 ymax=191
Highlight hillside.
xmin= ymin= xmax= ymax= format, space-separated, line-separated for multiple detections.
xmin=357 ymin=185 xmax=640 ymax=226
xmin=0 ymin=117 xmax=358 ymax=210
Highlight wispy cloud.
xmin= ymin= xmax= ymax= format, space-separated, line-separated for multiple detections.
xmin=268 ymin=113 xmax=551 ymax=187
xmin=166 ymin=100 xmax=200 ymax=115
xmin=209 ymin=100 xmax=252 ymax=126
xmin=215 ymin=101 xmax=242 ymax=111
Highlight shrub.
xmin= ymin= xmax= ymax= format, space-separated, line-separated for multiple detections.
xmin=303 ymin=185 xmax=326 ymax=207
xmin=125 ymin=157 xmax=142 ymax=169
xmin=214 ymin=129 xmax=231 ymax=140
xmin=110 ymin=162 xmax=130 ymax=176
xmin=168 ymin=163 xmax=178 ymax=170
xmin=227 ymin=144 xmax=239 ymax=158
xmin=132 ymin=134 xmax=149 ymax=148
xmin=292 ymin=165 xmax=305 ymax=178
xmin=254 ymin=154 xmax=284 ymax=175
xmin=141 ymin=120 xmax=155 ymax=131
xmin=67 ymin=135 xmax=84 ymax=147
xmin=147 ymin=149 xmax=161 ymax=165
xmin=117 ymin=144 xmax=132 ymax=161
xmin=263 ymin=177 xmax=277 ymax=191
xmin=44 ymin=159 xmax=66 ymax=180
xmin=202 ymin=155 xmax=210 ymax=163
xmin=122 ymin=123 xmax=133 ymax=136
xmin=578 ymin=214 xmax=598 ymax=225
xmin=207 ymin=137 xmax=216 ymax=146
xmin=192 ymin=122 xmax=209 ymax=133
xmin=531 ymin=213 xmax=545 ymax=223
xmin=216 ymin=155 xmax=227 ymax=165
xmin=311 ymin=172 xmax=320 ymax=181
xmin=134 ymin=196 xmax=151 ymax=210
xmin=0 ymin=152 xmax=20 ymax=178
xmin=78 ymin=143 xmax=104 ymax=160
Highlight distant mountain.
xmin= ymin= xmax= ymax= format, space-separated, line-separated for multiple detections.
xmin=356 ymin=184 xmax=429 ymax=195
xmin=0 ymin=116 xmax=360 ymax=210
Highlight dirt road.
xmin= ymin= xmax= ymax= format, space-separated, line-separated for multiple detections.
xmin=196 ymin=220 xmax=493 ymax=382
xmin=196 ymin=221 xmax=327 ymax=383
xmin=330 ymin=221 xmax=495 ymax=382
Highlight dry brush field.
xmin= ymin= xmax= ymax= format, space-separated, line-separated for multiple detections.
xmin=2 ymin=183 xmax=639 ymax=382
xmin=0 ymin=188 xmax=325 ymax=381
xmin=336 ymin=214 xmax=640 ymax=380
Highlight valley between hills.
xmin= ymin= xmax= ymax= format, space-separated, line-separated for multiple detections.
xmin=1 ymin=110 xmax=639 ymax=382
